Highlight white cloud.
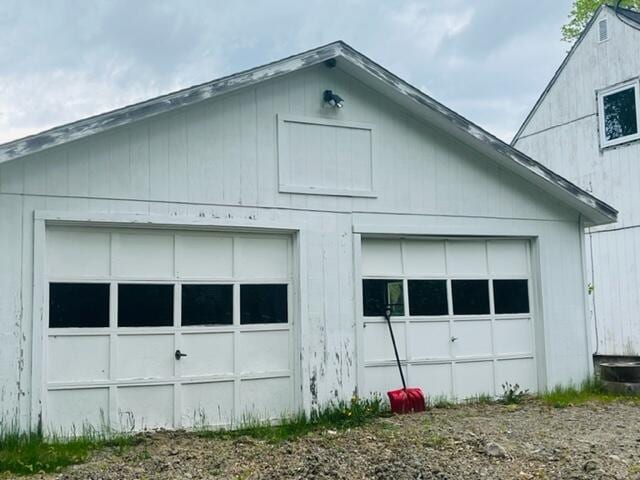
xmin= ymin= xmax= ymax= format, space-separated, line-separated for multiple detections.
xmin=0 ymin=0 xmax=573 ymax=145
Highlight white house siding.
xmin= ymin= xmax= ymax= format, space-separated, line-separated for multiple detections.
xmin=515 ymin=7 xmax=640 ymax=356
xmin=0 ymin=63 xmax=591 ymax=430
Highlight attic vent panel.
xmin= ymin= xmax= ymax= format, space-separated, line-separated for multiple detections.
xmin=598 ymin=18 xmax=609 ymax=42
xmin=277 ymin=114 xmax=375 ymax=197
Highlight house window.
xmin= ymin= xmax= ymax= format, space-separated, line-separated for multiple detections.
xmin=49 ymin=283 xmax=110 ymax=328
xmin=598 ymin=81 xmax=640 ymax=147
xmin=362 ymin=279 xmax=404 ymax=316
xmin=118 ymin=284 xmax=174 ymax=327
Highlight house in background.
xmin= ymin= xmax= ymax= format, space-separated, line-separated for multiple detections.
xmin=514 ymin=5 xmax=640 ymax=363
xmin=0 ymin=42 xmax=616 ymax=435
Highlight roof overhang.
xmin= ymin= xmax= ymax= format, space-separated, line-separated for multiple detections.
xmin=0 ymin=41 xmax=617 ymax=226
xmin=513 ymin=5 xmax=640 ymax=144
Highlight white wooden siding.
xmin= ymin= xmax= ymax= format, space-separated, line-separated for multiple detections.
xmin=515 ymin=8 xmax=640 ymax=356
xmin=0 ymin=63 xmax=591 ymax=427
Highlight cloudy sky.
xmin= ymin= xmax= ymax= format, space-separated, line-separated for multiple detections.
xmin=0 ymin=0 xmax=573 ymax=144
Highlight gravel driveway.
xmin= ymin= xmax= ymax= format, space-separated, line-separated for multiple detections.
xmin=38 ymin=400 xmax=640 ymax=480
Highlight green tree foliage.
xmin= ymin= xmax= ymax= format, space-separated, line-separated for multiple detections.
xmin=562 ymin=0 xmax=640 ymax=42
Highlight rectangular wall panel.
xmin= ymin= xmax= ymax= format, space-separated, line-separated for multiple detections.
xmin=181 ymin=381 xmax=234 ymax=427
xmin=48 ymin=335 xmax=110 ymax=383
xmin=239 ymin=330 xmax=289 ymax=374
xmin=47 ymin=388 xmax=110 ymax=434
xmin=118 ymin=384 xmax=174 ymax=430
xmin=239 ymin=377 xmax=291 ymax=420
xmin=278 ymin=115 xmax=374 ymax=196
xmin=454 ymin=361 xmax=494 ymax=399
xmin=116 ymin=335 xmax=175 ymax=380
xmin=180 ymin=332 xmax=234 ymax=377
xmin=47 ymin=228 xmax=110 ymax=278
xmin=112 ymin=232 xmax=174 ymax=278
xmin=175 ymin=234 xmax=233 ymax=279
xmin=409 ymin=322 xmax=450 ymax=360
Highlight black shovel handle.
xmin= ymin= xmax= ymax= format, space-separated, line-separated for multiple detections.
xmin=384 ymin=304 xmax=407 ymax=391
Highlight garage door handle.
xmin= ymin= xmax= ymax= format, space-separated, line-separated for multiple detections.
xmin=175 ymin=349 xmax=187 ymax=360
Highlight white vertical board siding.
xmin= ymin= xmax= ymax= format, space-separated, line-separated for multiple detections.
xmin=0 ymin=194 xmax=23 ymax=421
xmin=0 ymin=60 xmax=593 ymax=428
xmin=0 ymin=64 xmax=575 ymax=222
xmin=514 ymin=8 xmax=640 ymax=356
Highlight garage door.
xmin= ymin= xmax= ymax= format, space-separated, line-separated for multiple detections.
xmin=361 ymin=238 xmax=537 ymax=401
xmin=44 ymin=226 xmax=294 ymax=433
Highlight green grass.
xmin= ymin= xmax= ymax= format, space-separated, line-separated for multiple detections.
xmin=464 ymin=393 xmax=495 ymax=405
xmin=426 ymin=395 xmax=455 ymax=409
xmin=540 ymin=377 xmax=640 ymax=408
xmin=0 ymin=423 xmax=138 ymax=476
xmin=197 ymin=395 xmax=389 ymax=443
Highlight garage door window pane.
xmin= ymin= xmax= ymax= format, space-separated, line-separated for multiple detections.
xmin=182 ymin=284 xmax=233 ymax=326
xmin=240 ymin=284 xmax=288 ymax=324
xmin=118 ymin=284 xmax=174 ymax=327
xmin=493 ymin=280 xmax=530 ymax=314
xmin=451 ymin=280 xmax=489 ymax=315
xmin=49 ymin=283 xmax=110 ymax=328
xmin=362 ymin=279 xmax=404 ymax=316
xmin=408 ymin=280 xmax=448 ymax=316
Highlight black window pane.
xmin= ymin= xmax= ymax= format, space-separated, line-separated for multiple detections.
xmin=408 ymin=280 xmax=448 ymax=316
xmin=451 ymin=280 xmax=489 ymax=315
xmin=240 ymin=284 xmax=288 ymax=324
xmin=494 ymin=280 xmax=530 ymax=314
xmin=182 ymin=285 xmax=233 ymax=326
xmin=49 ymin=283 xmax=110 ymax=328
xmin=604 ymin=87 xmax=638 ymax=141
xmin=362 ymin=279 xmax=404 ymax=317
xmin=118 ymin=284 xmax=174 ymax=327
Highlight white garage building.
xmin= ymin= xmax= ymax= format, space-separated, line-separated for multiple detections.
xmin=0 ymin=42 xmax=616 ymax=434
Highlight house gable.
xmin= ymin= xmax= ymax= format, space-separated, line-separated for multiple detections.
xmin=514 ymin=5 xmax=640 ymax=143
xmin=0 ymin=63 xmax=589 ymax=224
xmin=0 ymin=41 xmax=616 ymax=225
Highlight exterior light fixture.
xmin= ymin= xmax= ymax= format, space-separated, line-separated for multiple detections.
xmin=323 ymin=90 xmax=344 ymax=108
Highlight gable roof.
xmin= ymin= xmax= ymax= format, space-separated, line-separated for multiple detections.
xmin=0 ymin=41 xmax=617 ymax=226
xmin=617 ymin=5 xmax=640 ymax=25
xmin=512 ymin=4 xmax=640 ymax=144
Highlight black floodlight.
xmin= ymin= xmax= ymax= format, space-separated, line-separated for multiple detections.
xmin=323 ymin=90 xmax=344 ymax=108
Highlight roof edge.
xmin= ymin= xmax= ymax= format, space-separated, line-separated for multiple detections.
xmin=0 ymin=40 xmax=617 ymax=225
xmin=335 ymin=43 xmax=617 ymax=225
xmin=511 ymin=5 xmax=608 ymax=144
xmin=0 ymin=40 xmax=346 ymax=164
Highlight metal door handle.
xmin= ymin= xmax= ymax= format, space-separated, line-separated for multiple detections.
xmin=451 ymin=336 xmax=458 ymax=342
xmin=175 ymin=349 xmax=187 ymax=360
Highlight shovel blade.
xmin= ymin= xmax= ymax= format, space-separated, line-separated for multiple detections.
xmin=387 ymin=387 xmax=426 ymax=414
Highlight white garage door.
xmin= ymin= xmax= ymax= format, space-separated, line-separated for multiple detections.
xmin=361 ymin=238 xmax=537 ymax=401
xmin=44 ymin=226 xmax=294 ymax=433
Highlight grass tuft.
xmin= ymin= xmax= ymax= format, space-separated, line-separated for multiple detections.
xmin=0 ymin=421 xmax=138 ymax=476
xmin=427 ymin=395 xmax=455 ymax=409
xmin=197 ymin=395 xmax=389 ymax=443
xmin=540 ymin=377 xmax=640 ymax=408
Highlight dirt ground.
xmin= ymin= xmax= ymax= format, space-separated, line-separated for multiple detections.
xmin=36 ymin=400 xmax=640 ymax=480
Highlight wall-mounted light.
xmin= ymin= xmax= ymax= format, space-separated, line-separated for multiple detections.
xmin=323 ymin=90 xmax=344 ymax=108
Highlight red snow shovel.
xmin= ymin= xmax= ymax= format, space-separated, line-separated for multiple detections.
xmin=383 ymin=304 xmax=426 ymax=413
